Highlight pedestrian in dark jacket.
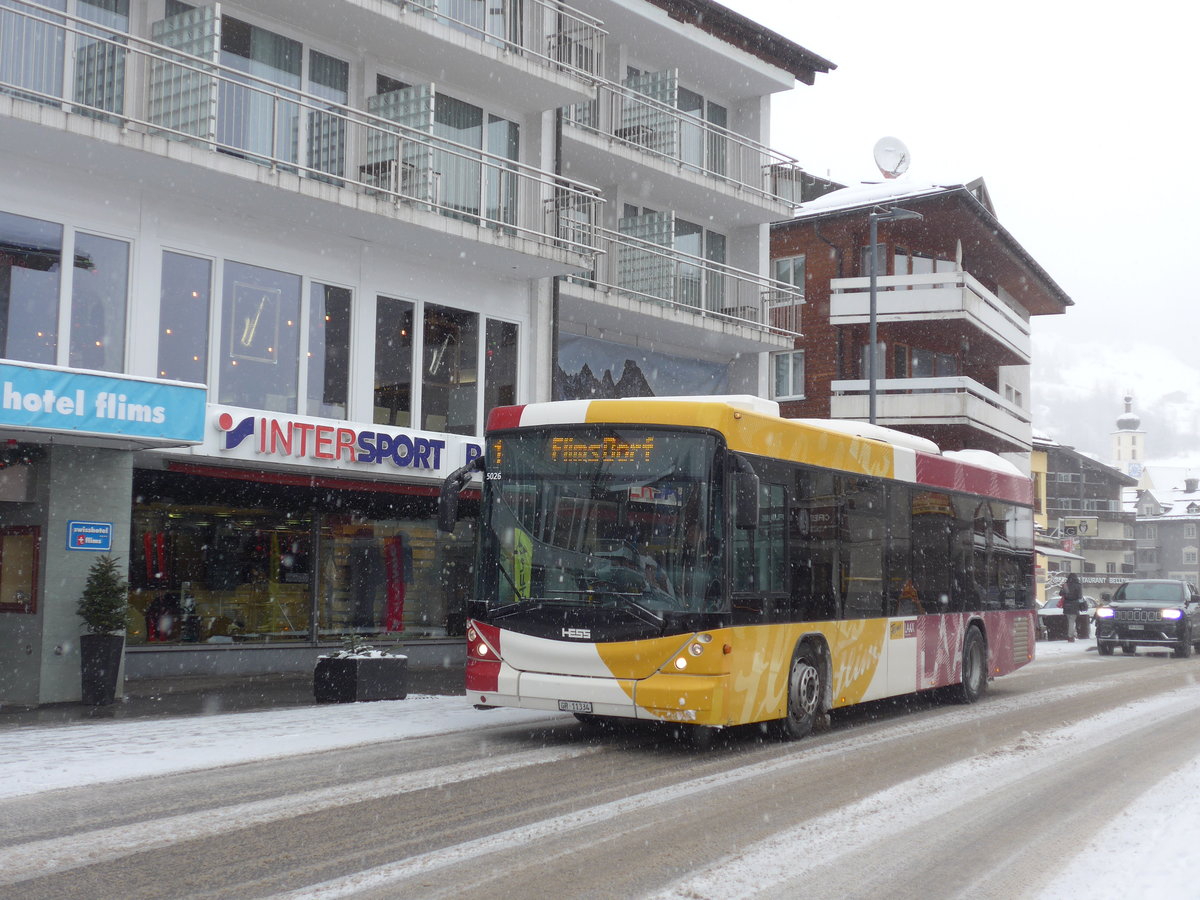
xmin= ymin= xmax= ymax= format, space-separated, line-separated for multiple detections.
xmin=1060 ymin=572 xmax=1084 ymax=642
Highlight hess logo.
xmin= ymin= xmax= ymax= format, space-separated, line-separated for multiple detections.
xmin=562 ymin=627 xmax=591 ymax=640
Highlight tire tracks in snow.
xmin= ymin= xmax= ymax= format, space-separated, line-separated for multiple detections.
xmin=0 ymin=743 xmax=603 ymax=885
xmin=260 ymin=676 xmax=1130 ymax=900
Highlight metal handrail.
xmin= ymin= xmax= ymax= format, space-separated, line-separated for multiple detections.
xmin=563 ymin=79 xmax=804 ymax=206
xmin=381 ymin=0 xmax=607 ymax=81
xmin=565 ymin=226 xmax=803 ymax=337
xmin=0 ymin=0 xmax=604 ymax=256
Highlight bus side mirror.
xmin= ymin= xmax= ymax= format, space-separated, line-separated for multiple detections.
xmin=732 ymin=455 xmax=759 ymax=530
xmin=438 ymin=457 xmax=484 ymax=533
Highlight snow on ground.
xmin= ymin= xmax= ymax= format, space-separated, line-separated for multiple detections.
xmin=1 ymin=641 xmax=1197 ymax=900
xmin=0 ymin=695 xmax=560 ymax=799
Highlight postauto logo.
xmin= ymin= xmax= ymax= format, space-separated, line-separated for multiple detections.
xmin=216 ymin=412 xmax=457 ymax=471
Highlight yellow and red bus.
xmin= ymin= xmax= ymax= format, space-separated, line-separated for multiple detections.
xmin=439 ymin=396 xmax=1037 ymax=743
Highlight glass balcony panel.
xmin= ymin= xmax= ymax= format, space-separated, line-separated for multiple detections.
xmin=0 ymin=2 xmax=601 ymax=258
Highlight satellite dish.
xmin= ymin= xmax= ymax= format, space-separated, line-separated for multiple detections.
xmin=874 ymin=137 xmax=911 ymax=179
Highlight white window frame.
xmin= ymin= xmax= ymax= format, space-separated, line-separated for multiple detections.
xmin=772 ymin=349 xmax=805 ymax=401
xmin=773 ymin=255 xmax=804 ymax=288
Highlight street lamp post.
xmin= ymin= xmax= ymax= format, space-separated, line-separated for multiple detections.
xmin=868 ymin=206 xmax=924 ymax=424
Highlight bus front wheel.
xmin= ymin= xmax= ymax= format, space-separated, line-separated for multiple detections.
xmin=779 ymin=648 xmax=823 ymax=741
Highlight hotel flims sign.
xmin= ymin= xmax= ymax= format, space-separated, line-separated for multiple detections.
xmin=0 ymin=362 xmax=205 ymax=444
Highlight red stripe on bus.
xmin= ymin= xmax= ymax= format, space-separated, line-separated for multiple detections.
xmin=486 ymin=405 xmax=526 ymax=432
xmin=914 ymin=453 xmax=1033 ymax=506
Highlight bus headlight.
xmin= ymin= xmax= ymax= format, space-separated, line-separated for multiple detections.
xmin=674 ymin=656 xmax=688 ymax=670
xmin=689 ymin=643 xmax=704 ymax=656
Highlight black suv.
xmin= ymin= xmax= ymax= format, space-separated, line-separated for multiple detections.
xmin=1095 ymin=579 xmax=1200 ymax=657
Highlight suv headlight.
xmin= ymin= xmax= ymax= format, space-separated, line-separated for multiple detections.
xmin=1161 ymin=608 xmax=1184 ymax=620
xmin=1095 ymin=607 xmax=1115 ymax=619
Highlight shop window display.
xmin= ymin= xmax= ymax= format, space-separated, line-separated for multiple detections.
xmin=128 ymin=473 xmax=475 ymax=645
xmin=218 ymin=261 xmax=301 ymax=413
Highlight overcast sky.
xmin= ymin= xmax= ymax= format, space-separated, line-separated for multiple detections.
xmin=719 ymin=0 xmax=1200 ymax=458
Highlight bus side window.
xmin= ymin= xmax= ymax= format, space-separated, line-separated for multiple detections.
xmin=790 ymin=466 xmax=839 ymax=622
xmin=842 ymin=477 xmax=886 ymax=619
xmin=732 ymin=477 xmax=786 ymax=623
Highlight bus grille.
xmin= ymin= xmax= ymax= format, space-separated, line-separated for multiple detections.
xmin=1013 ymin=616 xmax=1031 ymax=660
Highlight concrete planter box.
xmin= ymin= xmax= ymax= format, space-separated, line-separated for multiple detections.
xmin=314 ymin=655 xmax=408 ymax=703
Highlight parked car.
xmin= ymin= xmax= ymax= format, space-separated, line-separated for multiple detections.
xmin=1038 ymin=595 xmax=1097 ymax=640
xmin=1094 ymin=580 xmax=1200 ymax=657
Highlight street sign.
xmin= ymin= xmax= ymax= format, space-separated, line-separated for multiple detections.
xmin=1060 ymin=516 xmax=1099 ymax=537
xmin=67 ymin=521 xmax=112 ymax=551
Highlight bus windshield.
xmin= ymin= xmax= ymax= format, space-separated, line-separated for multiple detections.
xmin=480 ymin=427 xmax=723 ymax=619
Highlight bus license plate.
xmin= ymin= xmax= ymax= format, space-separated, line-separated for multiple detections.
xmin=558 ymin=700 xmax=592 ymax=713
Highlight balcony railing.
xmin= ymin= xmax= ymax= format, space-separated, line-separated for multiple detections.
xmin=829 ymin=271 xmax=1031 ymax=363
xmin=829 ymin=376 xmax=1031 ymax=445
xmin=562 ymin=80 xmax=804 ymax=208
xmin=564 ymin=226 xmax=803 ymax=337
xmin=383 ymin=0 xmax=606 ymax=81
xmin=0 ymin=0 xmax=603 ymax=257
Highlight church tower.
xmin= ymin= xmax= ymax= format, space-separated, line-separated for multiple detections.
xmin=1112 ymin=393 xmax=1146 ymax=482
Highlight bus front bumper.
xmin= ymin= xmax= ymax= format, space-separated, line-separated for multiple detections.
xmin=468 ymin=667 xmax=730 ymax=725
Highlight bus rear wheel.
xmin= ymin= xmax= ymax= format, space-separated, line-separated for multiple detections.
xmin=952 ymin=627 xmax=987 ymax=704
xmin=779 ymin=649 xmax=823 ymax=741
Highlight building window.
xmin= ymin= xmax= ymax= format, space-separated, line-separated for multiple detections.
xmin=773 ymin=255 xmax=804 ymax=288
xmin=858 ymin=341 xmax=886 ymax=380
xmin=374 ymin=296 xmax=414 ymax=427
xmin=218 ymin=261 xmax=301 ymax=413
xmin=1145 ymin=525 xmax=1157 ymax=541
xmin=1106 ymin=562 xmax=1116 ymax=574
xmin=422 ymin=303 xmax=478 ymax=435
xmin=218 ymin=17 xmax=303 ymax=163
xmin=0 ymin=209 xmax=62 ymax=365
xmin=0 ymin=526 xmax=38 ymax=614
xmin=431 ymin=94 xmax=519 ymax=225
xmin=890 ymin=345 xmax=956 ymax=379
xmin=484 ymin=320 xmax=518 ymax=414
xmin=1187 ymin=524 xmax=1198 ymax=538
xmin=158 ymin=251 xmax=212 ymax=383
xmin=893 ymin=247 xmax=955 ymax=277
xmin=772 ymin=350 xmax=805 ymax=400
xmin=1185 ymin=547 xmax=1198 ymax=565
xmin=307 ymin=283 xmax=351 ymax=418
xmin=69 ymin=232 xmax=129 ymax=372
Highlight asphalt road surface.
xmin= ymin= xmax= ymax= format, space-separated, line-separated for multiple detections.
xmin=4 ymin=645 xmax=1199 ymax=900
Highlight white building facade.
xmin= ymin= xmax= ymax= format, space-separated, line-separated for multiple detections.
xmin=0 ymin=0 xmax=828 ymax=703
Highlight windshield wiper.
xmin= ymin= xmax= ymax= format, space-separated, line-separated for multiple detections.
xmin=489 ymin=593 xmax=664 ymax=629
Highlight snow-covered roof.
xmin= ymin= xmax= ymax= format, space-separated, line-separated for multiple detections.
xmin=778 ymin=178 xmax=1073 ymax=314
xmin=790 ymin=179 xmax=950 ymax=217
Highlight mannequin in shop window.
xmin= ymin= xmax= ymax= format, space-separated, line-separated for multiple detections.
xmin=145 ymin=592 xmax=183 ymax=642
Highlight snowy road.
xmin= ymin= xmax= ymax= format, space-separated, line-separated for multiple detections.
xmin=2 ymin=643 xmax=1199 ymax=899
